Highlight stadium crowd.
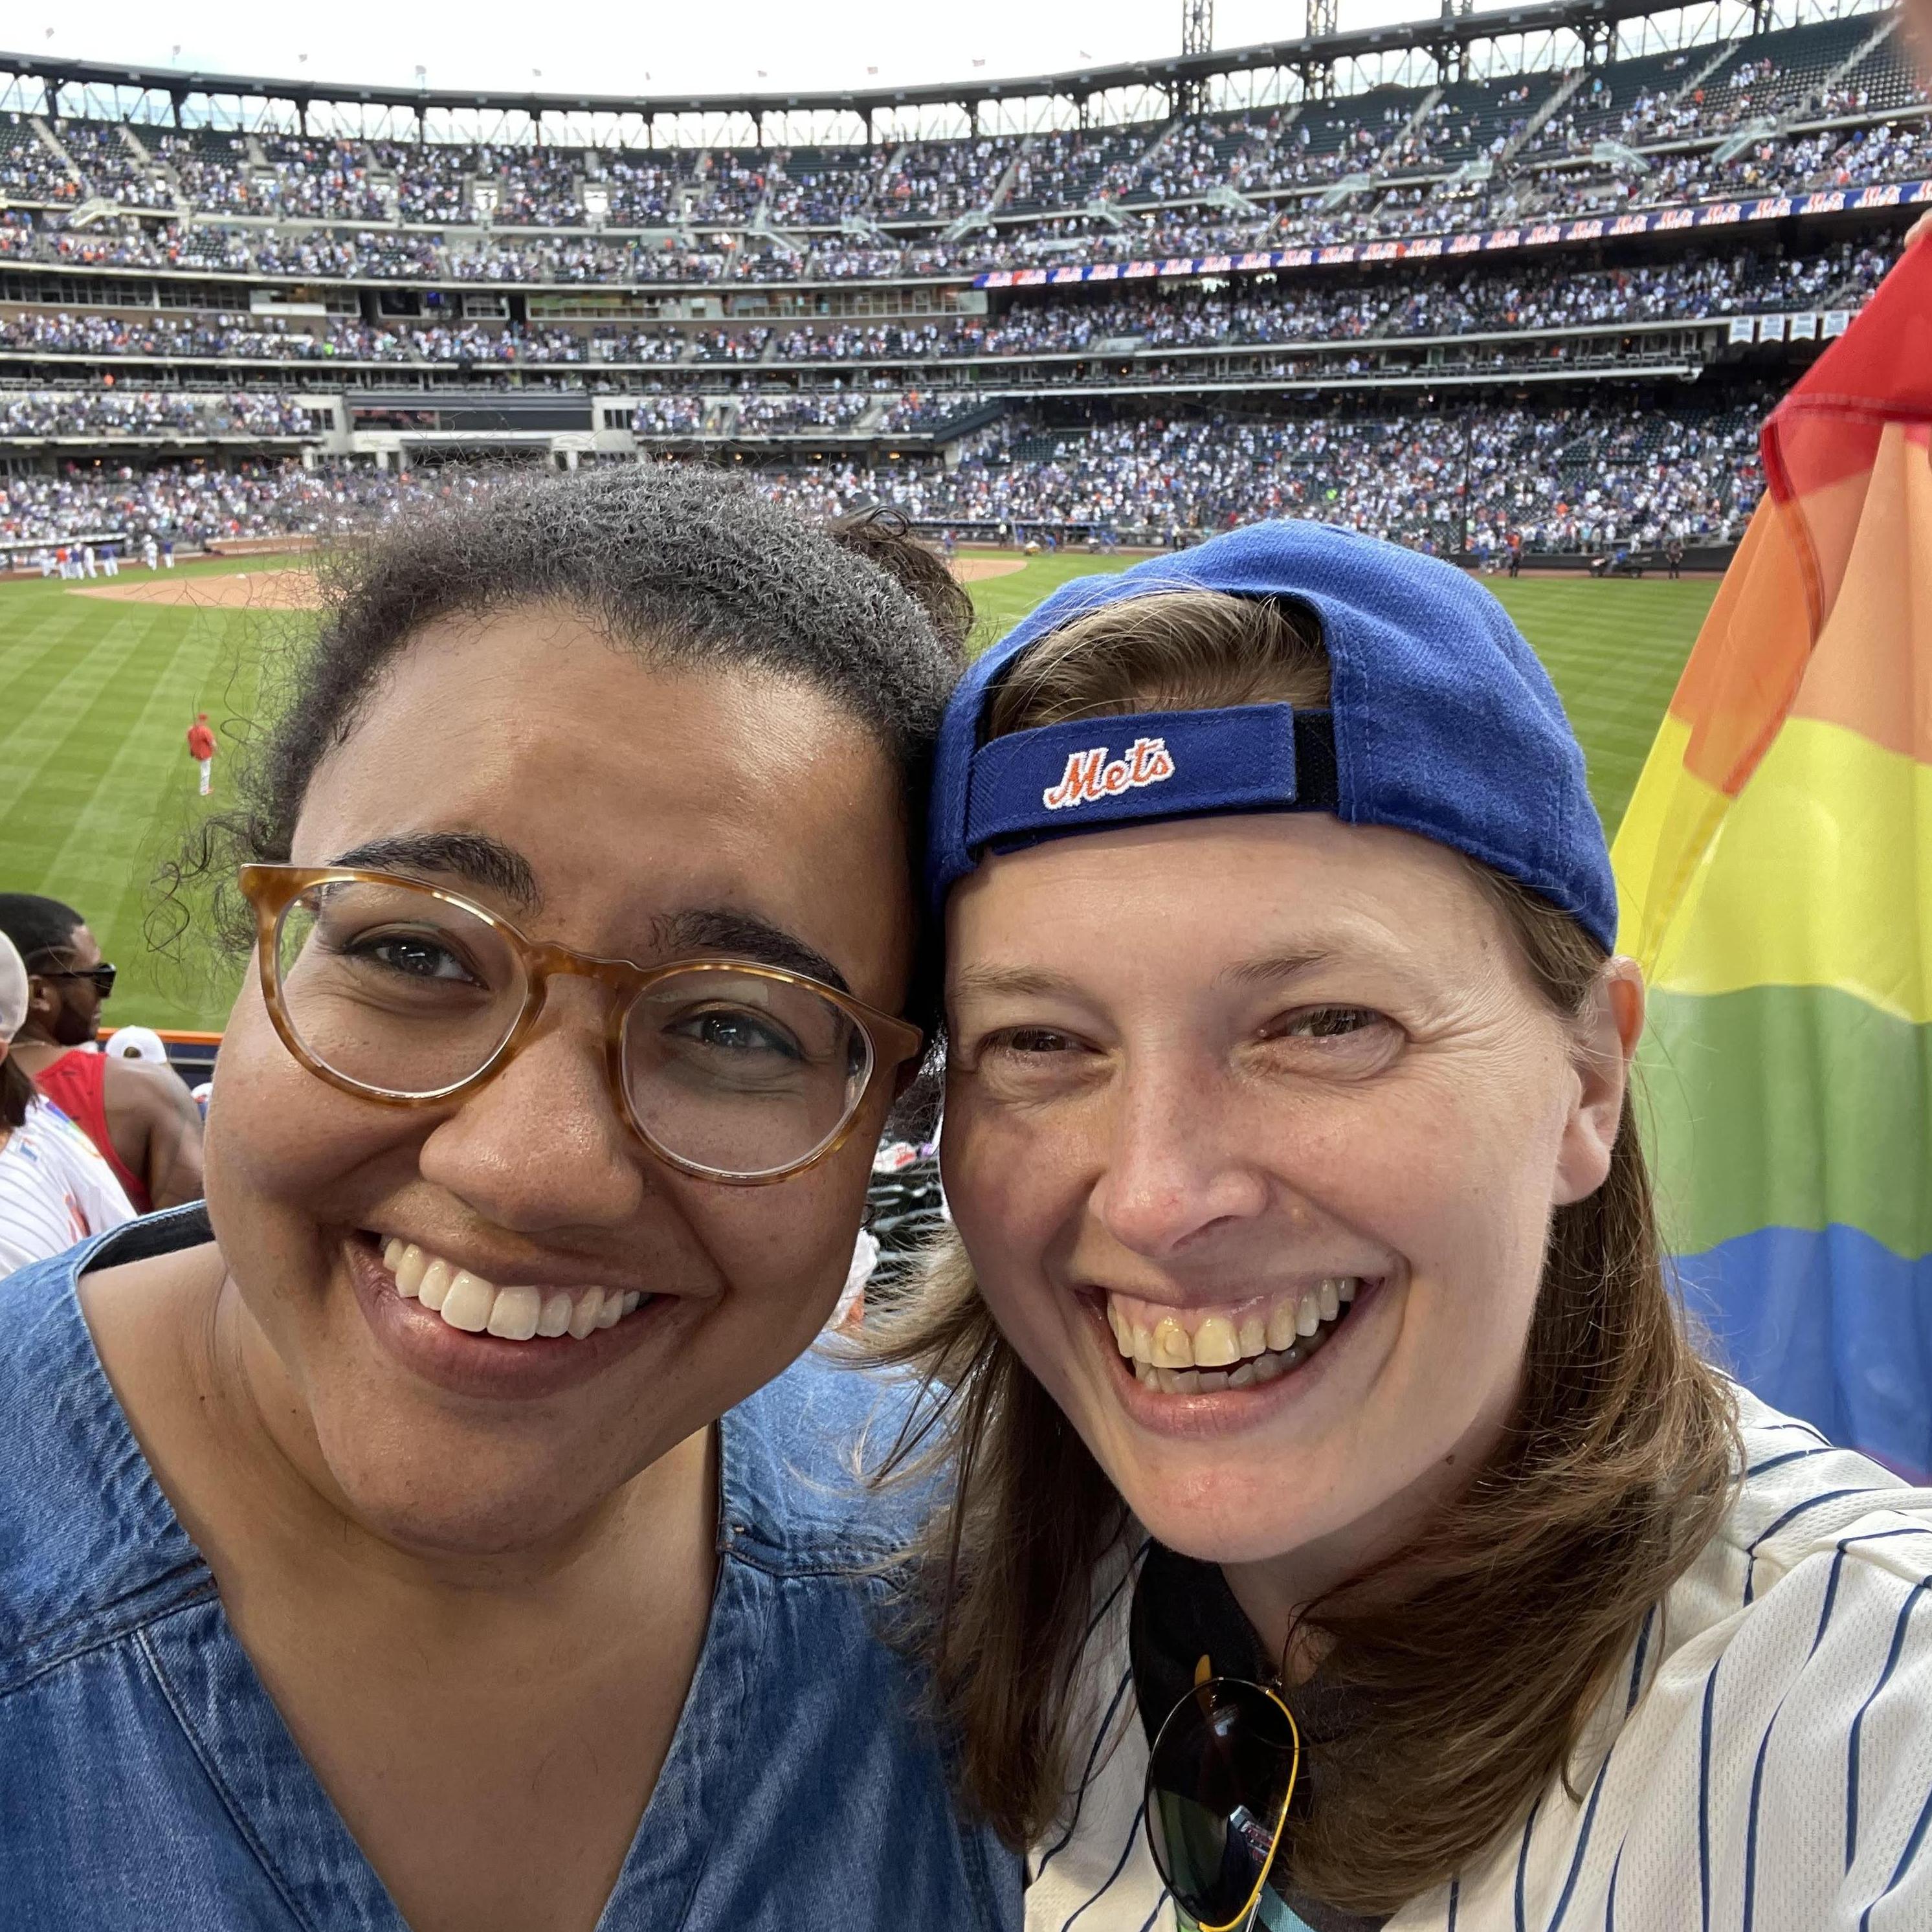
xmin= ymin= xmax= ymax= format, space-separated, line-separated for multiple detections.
xmin=0 ymin=38 xmax=1920 ymax=291
xmin=759 ymin=401 xmax=1765 ymax=552
xmin=0 ymin=388 xmax=1768 ymax=555
xmin=0 ymin=388 xmax=311 ymax=438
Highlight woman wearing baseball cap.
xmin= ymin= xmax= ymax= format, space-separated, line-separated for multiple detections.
xmin=872 ymin=520 xmax=1932 ymax=1931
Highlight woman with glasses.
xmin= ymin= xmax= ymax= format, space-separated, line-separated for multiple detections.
xmin=0 ymin=469 xmax=1017 ymax=1931
xmin=871 ymin=522 xmax=1932 ymax=1931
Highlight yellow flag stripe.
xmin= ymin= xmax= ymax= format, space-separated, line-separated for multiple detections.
xmin=1624 ymin=715 xmax=1932 ymax=1025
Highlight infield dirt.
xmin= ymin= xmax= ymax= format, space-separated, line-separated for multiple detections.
xmin=71 ymin=569 xmax=322 ymax=610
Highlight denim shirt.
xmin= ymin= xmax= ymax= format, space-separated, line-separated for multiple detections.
xmin=0 ymin=1208 xmax=1019 ymax=1931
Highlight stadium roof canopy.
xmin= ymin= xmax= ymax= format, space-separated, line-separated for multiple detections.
xmin=0 ymin=0 xmax=1733 ymax=124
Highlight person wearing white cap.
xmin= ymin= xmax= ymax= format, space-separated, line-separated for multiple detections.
xmin=103 ymin=1026 xmax=170 ymax=1067
xmin=0 ymin=933 xmax=135 ymax=1274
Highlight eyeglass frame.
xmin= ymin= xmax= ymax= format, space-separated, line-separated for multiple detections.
xmin=238 ymin=861 xmax=926 ymax=1187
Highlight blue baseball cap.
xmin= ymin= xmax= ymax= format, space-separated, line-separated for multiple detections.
xmin=927 ymin=520 xmax=1617 ymax=953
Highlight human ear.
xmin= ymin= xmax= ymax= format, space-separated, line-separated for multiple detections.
xmin=25 ymin=977 xmax=61 ymax=1029
xmin=1551 ymin=957 xmax=1645 ymax=1208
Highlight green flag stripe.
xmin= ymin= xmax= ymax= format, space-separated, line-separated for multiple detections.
xmin=1639 ymin=984 xmax=1932 ymax=1263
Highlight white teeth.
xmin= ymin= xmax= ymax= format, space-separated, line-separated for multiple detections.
xmin=1320 ymin=1278 xmax=1342 ymax=1322
xmin=486 ymin=1284 xmax=543 ymax=1341
xmin=417 ymin=1258 xmax=452 ymax=1311
xmin=393 ymin=1243 xmax=427 ymax=1298
xmin=379 ymin=1237 xmax=632 ymax=1345
xmin=439 ymin=1269 xmax=495 ymax=1333
xmin=1297 ymin=1293 xmax=1322 ymax=1338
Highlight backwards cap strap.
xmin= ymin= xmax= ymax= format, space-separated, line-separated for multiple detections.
xmin=964 ymin=704 xmax=1338 ymax=861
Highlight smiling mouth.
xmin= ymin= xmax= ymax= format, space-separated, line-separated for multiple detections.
xmin=364 ymin=1234 xmax=650 ymax=1344
xmin=1100 ymin=1277 xmax=1371 ymax=1394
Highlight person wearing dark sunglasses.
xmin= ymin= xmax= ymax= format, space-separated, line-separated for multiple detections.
xmin=0 ymin=471 xmax=1017 ymax=1932
xmin=867 ymin=521 xmax=1932 ymax=1932
xmin=0 ymin=893 xmax=205 ymax=1212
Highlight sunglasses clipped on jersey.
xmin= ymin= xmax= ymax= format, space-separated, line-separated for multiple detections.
xmin=1146 ymin=1668 xmax=1304 ymax=1932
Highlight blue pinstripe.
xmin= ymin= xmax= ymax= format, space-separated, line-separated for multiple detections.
xmin=1858 ymin=1778 xmax=1932 ymax=1930
xmin=1745 ymin=1489 xmax=1894 ymax=1604
xmin=1514 ymin=1795 xmax=1542 ymax=1932
xmin=1544 ymin=1745 xmax=1614 ymax=1931
xmin=1747 ymin=1445 xmax=1848 ymax=1480
xmin=1698 ymin=1659 xmax=1721 ymax=1932
xmin=1061 ymin=1808 xmax=1146 ymax=1932
xmin=1847 ymin=1580 xmax=1932 ymax=1872
xmin=1625 ymin=1606 xmax=1656 ymax=1715
xmin=1037 ymin=1666 xmax=1137 ymax=1876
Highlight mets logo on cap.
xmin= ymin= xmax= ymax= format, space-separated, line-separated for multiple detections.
xmin=1042 ymin=735 xmax=1177 ymax=811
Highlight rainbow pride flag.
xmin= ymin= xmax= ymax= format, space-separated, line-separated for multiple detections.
xmin=1613 ymin=236 xmax=1932 ymax=1482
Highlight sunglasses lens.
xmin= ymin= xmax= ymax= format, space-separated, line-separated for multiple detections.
xmin=1144 ymin=1680 xmax=1299 ymax=1930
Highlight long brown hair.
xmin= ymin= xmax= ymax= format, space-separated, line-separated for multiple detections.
xmin=863 ymin=588 xmax=1738 ymax=1915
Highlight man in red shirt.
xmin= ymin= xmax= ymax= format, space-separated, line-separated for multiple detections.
xmin=186 ymin=712 xmax=217 ymax=796
xmin=0 ymin=894 xmax=205 ymax=1213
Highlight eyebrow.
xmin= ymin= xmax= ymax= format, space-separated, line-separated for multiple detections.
xmin=950 ymin=964 xmax=1083 ymax=1001
xmin=952 ymin=949 xmax=1346 ymax=1005
xmin=329 ymin=832 xmax=542 ymax=913
xmin=654 ymin=908 xmax=852 ymax=995
xmin=1224 ymin=948 xmax=1341 ymax=989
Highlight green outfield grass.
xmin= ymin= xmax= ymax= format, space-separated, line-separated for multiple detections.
xmin=0 ymin=548 xmax=1718 ymax=1031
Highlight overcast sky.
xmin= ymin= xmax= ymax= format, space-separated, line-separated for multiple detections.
xmin=12 ymin=1 xmax=1489 ymax=96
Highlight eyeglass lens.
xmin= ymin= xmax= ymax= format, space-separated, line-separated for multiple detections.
xmin=274 ymin=879 xmax=872 ymax=1178
xmin=1144 ymin=1682 xmax=1299 ymax=1929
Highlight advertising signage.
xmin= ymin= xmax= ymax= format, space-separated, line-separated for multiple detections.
xmin=972 ymin=179 xmax=1932 ymax=290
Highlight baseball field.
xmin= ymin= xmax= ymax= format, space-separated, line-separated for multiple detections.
xmin=0 ymin=550 xmax=1720 ymax=1031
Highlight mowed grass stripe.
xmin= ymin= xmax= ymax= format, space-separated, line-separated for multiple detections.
xmin=0 ymin=617 xmax=159 ymax=827
xmin=39 ymin=610 xmax=232 ymax=905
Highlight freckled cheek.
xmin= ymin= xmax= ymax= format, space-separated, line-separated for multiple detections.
xmin=941 ymin=1102 xmax=1086 ymax=1340
xmin=1366 ymin=1109 xmax=1563 ymax=1339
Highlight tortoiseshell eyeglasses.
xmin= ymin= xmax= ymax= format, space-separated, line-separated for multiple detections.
xmin=238 ymin=863 xmax=924 ymax=1185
